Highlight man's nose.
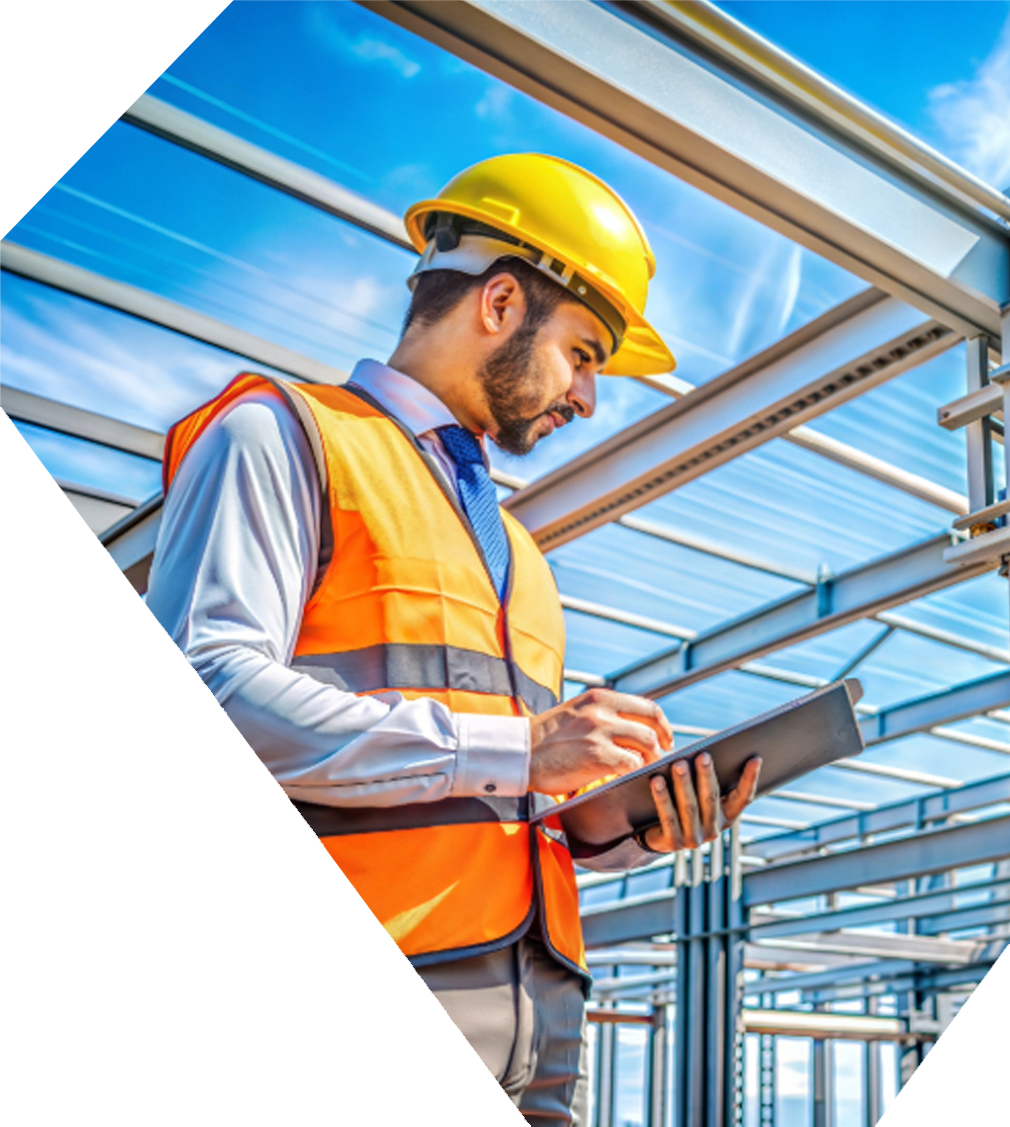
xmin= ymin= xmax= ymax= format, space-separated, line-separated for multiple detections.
xmin=568 ymin=370 xmax=597 ymax=419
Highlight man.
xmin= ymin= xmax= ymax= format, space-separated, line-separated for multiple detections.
xmin=148 ymin=154 xmax=760 ymax=1125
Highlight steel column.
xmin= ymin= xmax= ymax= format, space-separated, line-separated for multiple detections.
xmin=672 ymin=836 xmax=744 ymax=1127
xmin=595 ymin=1017 xmax=616 ymax=1127
xmin=965 ymin=338 xmax=995 ymax=518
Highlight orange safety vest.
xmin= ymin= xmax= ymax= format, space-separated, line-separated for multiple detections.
xmin=164 ymin=373 xmax=587 ymax=975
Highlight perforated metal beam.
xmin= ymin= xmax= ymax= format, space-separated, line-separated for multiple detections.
xmin=373 ymin=0 xmax=1010 ymax=338
xmin=503 ymin=291 xmax=951 ymax=549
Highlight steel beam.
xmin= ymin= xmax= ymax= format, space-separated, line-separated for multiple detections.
xmin=120 ymin=93 xmax=970 ymax=524
xmin=1 ymin=387 xmax=164 ymax=461
xmin=751 ymin=877 xmax=1010 ymax=940
xmin=749 ymin=931 xmax=984 ymax=965
xmin=122 ymin=95 xmax=413 ymax=252
xmin=748 ymin=771 xmax=1010 ymax=863
xmin=783 ymin=426 xmax=967 ymax=515
xmin=503 ymin=290 xmax=952 ymax=549
xmin=917 ymin=901 xmax=1010 ymax=936
xmin=759 ymin=958 xmax=1003 ymax=1003
xmin=0 ymin=242 xmax=349 ymax=387
xmin=637 ymin=373 xmax=969 ymax=523
xmin=372 ymin=0 xmax=1010 ymax=338
xmin=743 ymin=815 xmax=1010 ymax=906
xmin=100 ymin=496 xmax=163 ymax=594
xmin=859 ymin=671 xmax=1010 ymax=746
xmin=613 ymin=534 xmax=992 ymax=697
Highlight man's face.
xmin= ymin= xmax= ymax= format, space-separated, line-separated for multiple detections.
xmin=478 ymin=300 xmax=609 ymax=457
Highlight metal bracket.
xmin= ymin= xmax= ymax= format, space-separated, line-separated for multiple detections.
xmin=943 ymin=525 xmax=1010 ymax=569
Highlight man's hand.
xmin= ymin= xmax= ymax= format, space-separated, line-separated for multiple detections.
xmin=642 ymin=753 xmax=761 ymax=853
xmin=528 ymin=688 xmax=674 ymax=795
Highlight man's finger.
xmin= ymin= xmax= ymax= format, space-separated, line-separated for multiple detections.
xmin=670 ymin=759 xmax=703 ymax=848
xmin=604 ymin=747 xmax=648 ymax=778
xmin=595 ymin=690 xmax=673 ymax=751
xmin=694 ymin=753 xmax=722 ymax=841
xmin=644 ymin=775 xmax=684 ymax=852
xmin=721 ymin=757 xmax=762 ymax=825
xmin=609 ymin=717 xmax=662 ymax=762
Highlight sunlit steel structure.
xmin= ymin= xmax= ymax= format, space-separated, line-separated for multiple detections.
xmin=3 ymin=3 xmax=1009 ymax=1125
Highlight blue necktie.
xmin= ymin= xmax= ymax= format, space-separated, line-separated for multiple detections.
xmin=438 ymin=425 xmax=511 ymax=600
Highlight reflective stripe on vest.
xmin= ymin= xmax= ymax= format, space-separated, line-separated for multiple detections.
xmin=165 ymin=373 xmax=585 ymax=974
xmin=291 ymin=642 xmax=557 ymax=715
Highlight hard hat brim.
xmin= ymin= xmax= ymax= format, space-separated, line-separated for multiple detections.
xmin=405 ymin=198 xmax=676 ymax=378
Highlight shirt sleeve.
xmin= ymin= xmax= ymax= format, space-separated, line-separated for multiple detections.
xmin=567 ymin=835 xmax=661 ymax=872
xmin=145 ymin=391 xmax=530 ymax=807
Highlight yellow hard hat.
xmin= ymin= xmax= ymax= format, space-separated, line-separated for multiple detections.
xmin=403 ymin=153 xmax=675 ymax=377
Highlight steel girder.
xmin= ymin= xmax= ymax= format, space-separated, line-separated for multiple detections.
xmin=0 ymin=242 xmax=349 ymax=386
xmin=370 ymin=0 xmax=1010 ymax=340
xmin=1 ymin=386 xmax=165 ymax=461
xmin=580 ymin=808 xmax=1010 ymax=946
xmin=749 ymin=771 xmax=1010 ymax=866
xmin=503 ymin=290 xmax=952 ymax=550
xmin=121 ymin=95 xmax=414 ymax=252
xmin=860 ymin=669 xmax=1010 ymax=745
xmin=611 ymin=535 xmax=995 ymax=698
xmin=751 ymin=876 xmax=1010 ymax=941
xmin=743 ymin=814 xmax=1010 ymax=906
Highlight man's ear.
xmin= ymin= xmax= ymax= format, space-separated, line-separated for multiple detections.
xmin=480 ymin=273 xmax=525 ymax=337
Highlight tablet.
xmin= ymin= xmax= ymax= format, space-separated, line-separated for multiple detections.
xmin=531 ymin=678 xmax=864 ymax=847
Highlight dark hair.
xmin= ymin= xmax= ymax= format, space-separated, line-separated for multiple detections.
xmin=401 ymin=256 xmax=576 ymax=337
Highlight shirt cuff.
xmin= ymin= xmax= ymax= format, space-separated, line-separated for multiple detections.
xmin=452 ymin=714 xmax=530 ymax=798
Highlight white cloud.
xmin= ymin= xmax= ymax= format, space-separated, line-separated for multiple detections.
xmin=928 ymin=16 xmax=1010 ymax=191
xmin=475 ymin=84 xmax=512 ymax=121
xmin=350 ymin=37 xmax=420 ymax=80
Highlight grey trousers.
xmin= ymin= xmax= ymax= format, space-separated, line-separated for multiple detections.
xmin=417 ymin=936 xmax=589 ymax=1125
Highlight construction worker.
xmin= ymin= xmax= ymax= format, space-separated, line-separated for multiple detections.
xmin=147 ymin=154 xmax=760 ymax=1125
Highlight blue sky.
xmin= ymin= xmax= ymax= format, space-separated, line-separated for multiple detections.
xmin=718 ymin=0 xmax=1010 ymax=189
xmin=9 ymin=0 xmax=1007 ymax=488
xmin=3 ymin=0 xmax=1009 ymax=714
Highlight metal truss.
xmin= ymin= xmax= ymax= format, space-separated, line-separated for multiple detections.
xmin=372 ymin=0 xmax=1010 ymax=339
xmin=504 ymin=290 xmax=953 ymax=550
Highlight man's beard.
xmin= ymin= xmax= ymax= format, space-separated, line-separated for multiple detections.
xmin=478 ymin=323 xmax=575 ymax=456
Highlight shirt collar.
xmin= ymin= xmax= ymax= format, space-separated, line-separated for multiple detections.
xmin=348 ymin=361 xmax=489 ymax=468
xmin=348 ymin=359 xmax=461 ymax=440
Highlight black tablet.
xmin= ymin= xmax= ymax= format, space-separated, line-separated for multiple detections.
xmin=531 ymin=679 xmax=864 ymax=846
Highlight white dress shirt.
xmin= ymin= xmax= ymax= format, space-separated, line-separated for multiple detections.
xmin=147 ymin=360 xmax=652 ymax=870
